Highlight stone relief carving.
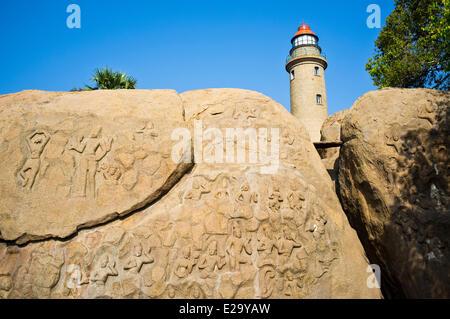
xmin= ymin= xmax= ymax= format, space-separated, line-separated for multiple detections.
xmin=232 ymin=103 xmax=259 ymax=126
xmin=16 ymin=126 xmax=119 ymax=199
xmin=0 ymin=275 xmax=12 ymax=299
xmin=226 ymin=220 xmax=253 ymax=271
xmin=18 ymin=130 xmax=50 ymax=191
xmin=123 ymin=242 xmax=154 ymax=274
xmin=1 ymin=170 xmax=341 ymax=299
xmin=89 ymin=245 xmax=119 ymax=287
xmin=417 ymin=102 xmax=436 ymax=125
xmin=173 ymin=246 xmax=197 ymax=279
xmin=385 ymin=123 xmax=403 ymax=153
xmin=100 ymin=162 xmax=122 ymax=185
xmin=197 ymin=240 xmax=226 ymax=278
xmin=134 ymin=121 xmax=159 ymax=142
xmin=382 ymin=112 xmax=448 ymax=281
xmin=67 ymin=126 xmax=113 ymax=199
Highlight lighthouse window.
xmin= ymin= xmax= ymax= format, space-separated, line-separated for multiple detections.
xmin=314 ymin=67 xmax=320 ymax=76
xmin=316 ymin=94 xmax=322 ymax=104
xmin=290 ymin=70 xmax=295 ymax=80
xmin=293 ymin=35 xmax=317 ymax=47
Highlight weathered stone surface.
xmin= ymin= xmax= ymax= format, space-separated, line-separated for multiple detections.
xmin=319 ymin=110 xmax=348 ymax=188
xmin=338 ymin=88 xmax=449 ymax=298
xmin=0 ymin=90 xmax=191 ymax=244
xmin=320 ymin=109 xmax=348 ymax=158
xmin=0 ymin=89 xmax=380 ymax=299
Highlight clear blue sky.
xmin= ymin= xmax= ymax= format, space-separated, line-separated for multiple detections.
xmin=0 ymin=0 xmax=395 ymax=115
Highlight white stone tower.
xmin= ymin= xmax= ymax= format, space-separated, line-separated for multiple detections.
xmin=286 ymin=24 xmax=328 ymax=142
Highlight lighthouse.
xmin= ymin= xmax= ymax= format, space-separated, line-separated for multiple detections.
xmin=286 ymin=24 xmax=328 ymax=142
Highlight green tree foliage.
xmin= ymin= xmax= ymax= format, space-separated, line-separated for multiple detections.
xmin=366 ymin=0 xmax=449 ymax=90
xmin=71 ymin=67 xmax=137 ymax=91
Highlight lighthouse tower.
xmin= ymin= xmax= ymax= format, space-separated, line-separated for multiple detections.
xmin=286 ymin=24 xmax=328 ymax=142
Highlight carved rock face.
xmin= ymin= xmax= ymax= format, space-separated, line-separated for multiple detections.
xmin=0 ymin=90 xmax=191 ymax=243
xmin=338 ymin=88 xmax=450 ymax=298
xmin=0 ymin=89 xmax=380 ymax=299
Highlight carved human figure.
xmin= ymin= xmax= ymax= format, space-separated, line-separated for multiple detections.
xmin=134 ymin=121 xmax=159 ymax=141
xmin=282 ymin=130 xmax=295 ymax=146
xmin=101 ymin=162 xmax=122 ymax=185
xmin=233 ymin=104 xmax=258 ymax=125
xmin=256 ymin=223 xmax=277 ymax=268
xmin=225 ymin=221 xmax=252 ymax=271
xmin=259 ymin=266 xmax=276 ymax=299
xmin=30 ymin=250 xmax=64 ymax=288
xmin=385 ymin=123 xmax=403 ymax=153
xmin=18 ymin=130 xmax=50 ymax=191
xmin=166 ymin=284 xmax=176 ymax=298
xmin=257 ymin=223 xmax=274 ymax=252
xmin=123 ymin=242 xmax=154 ymax=273
xmin=305 ymin=206 xmax=328 ymax=241
xmin=68 ymin=126 xmax=112 ymax=198
xmin=198 ymin=241 xmax=226 ymax=278
xmin=188 ymin=283 xmax=204 ymax=299
xmin=417 ymin=103 xmax=436 ymax=125
xmin=283 ymin=270 xmax=301 ymax=297
xmin=184 ymin=176 xmax=211 ymax=200
xmin=214 ymin=176 xmax=230 ymax=200
xmin=275 ymin=226 xmax=302 ymax=271
xmin=314 ymin=240 xmax=338 ymax=278
xmin=287 ymin=188 xmax=305 ymax=212
xmin=268 ymin=186 xmax=283 ymax=212
xmin=174 ymin=246 xmax=196 ymax=279
xmin=235 ymin=181 xmax=258 ymax=219
xmin=384 ymin=156 xmax=400 ymax=192
xmin=236 ymin=181 xmax=258 ymax=204
xmin=204 ymin=177 xmax=233 ymax=234
xmin=0 ymin=275 xmax=12 ymax=298
xmin=288 ymin=186 xmax=307 ymax=227
xmin=62 ymin=243 xmax=91 ymax=297
xmin=90 ymin=255 xmax=118 ymax=285
xmin=291 ymin=248 xmax=309 ymax=276
xmin=23 ymin=249 xmax=65 ymax=298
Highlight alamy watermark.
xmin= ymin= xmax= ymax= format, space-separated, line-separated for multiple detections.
xmin=366 ymin=4 xmax=381 ymax=29
xmin=66 ymin=4 xmax=81 ymax=29
xmin=366 ymin=264 xmax=381 ymax=289
xmin=171 ymin=120 xmax=280 ymax=174
xmin=66 ymin=264 xmax=82 ymax=289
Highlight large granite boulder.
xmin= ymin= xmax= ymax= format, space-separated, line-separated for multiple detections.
xmin=0 ymin=90 xmax=191 ymax=244
xmin=0 ymin=89 xmax=380 ymax=299
xmin=338 ymin=88 xmax=449 ymax=298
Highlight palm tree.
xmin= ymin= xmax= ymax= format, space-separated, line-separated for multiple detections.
xmin=89 ymin=67 xmax=137 ymax=90
xmin=71 ymin=67 xmax=137 ymax=91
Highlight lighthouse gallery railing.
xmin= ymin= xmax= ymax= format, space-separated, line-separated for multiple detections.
xmin=286 ymin=49 xmax=327 ymax=63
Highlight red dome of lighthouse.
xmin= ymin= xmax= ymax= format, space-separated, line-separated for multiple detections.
xmin=291 ymin=24 xmax=318 ymax=42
